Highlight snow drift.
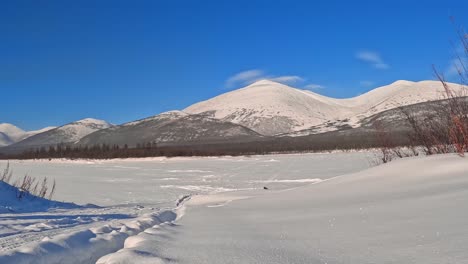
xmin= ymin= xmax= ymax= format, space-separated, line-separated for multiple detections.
xmin=0 ymin=181 xmax=78 ymax=213
xmin=0 ymin=210 xmax=177 ymax=264
xmin=97 ymin=154 xmax=468 ymax=263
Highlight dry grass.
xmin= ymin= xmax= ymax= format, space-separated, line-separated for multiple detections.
xmin=1 ymin=161 xmax=56 ymax=200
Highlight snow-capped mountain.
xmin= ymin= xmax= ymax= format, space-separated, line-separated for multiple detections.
xmin=78 ymin=111 xmax=262 ymax=147
xmin=185 ymin=80 xmax=351 ymax=135
xmin=1 ymin=79 xmax=466 ymax=153
xmin=185 ymin=79 xmax=466 ymax=135
xmin=4 ymin=118 xmax=112 ymax=150
xmin=0 ymin=123 xmax=56 ymax=146
xmin=0 ymin=123 xmax=27 ymax=142
xmin=0 ymin=132 xmax=14 ymax=147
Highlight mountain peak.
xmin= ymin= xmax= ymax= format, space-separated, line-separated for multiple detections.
xmin=0 ymin=132 xmax=13 ymax=147
xmin=74 ymin=118 xmax=110 ymax=125
xmin=246 ymin=79 xmax=284 ymax=87
xmin=184 ymin=79 xmax=465 ymax=136
xmin=4 ymin=118 xmax=114 ymax=149
xmin=391 ymin=80 xmax=415 ymax=86
xmin=0 ymin=123 xmax=58 ymax=146
xmin=0 ymin=123 xmax=25 ymax=136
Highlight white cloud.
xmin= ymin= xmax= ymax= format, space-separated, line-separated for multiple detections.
xmin=269 ymin=76 xmax=304 ymax=85
xmin=359 ymin=80 xmax=375 ymax=87
xmin=225 ymin=69 xmax=265 ymax=88
xmin=225 ymin=70 xmax=326 ymax=91
xmin=225 ymin=70 xmax=306 ymax=88
xmin=356 ymin=50 xmax=389 ymax=69
xmin=304 ymin=84 xmax=325 ymax=90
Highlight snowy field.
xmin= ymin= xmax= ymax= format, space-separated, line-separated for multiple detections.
xmin=1 ymin=152 xmax=467 ymax=263
xmin=0 ymin=152 xmax=373 ymax=263
xmin=99 ymin=154 xmax=468 ymax=264
xmin=0 ymin=152 xmax=373 ymax=206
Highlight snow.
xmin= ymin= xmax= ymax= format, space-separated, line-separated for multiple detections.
xmin=97 ymin=154 xmax=468 ymax=264
xmin=0 ymin=133 xmax=13 ymax=147
xmin=184 ymin=79 xmax=467 ymax=135
xmin=1 ymin=153 xmax=467 ymax=263
xmin=0 ymin=124 xmax=25 ymax=142
xmin=57 ymin=118 xmax=113 ymax=143
xmin=0 ymin=181 xmax=79 ymax=214
xmin=123 ymin=111 xmax=188 ymax=126
xmin=0 ymin=124 xmax=56 ymax=146
xmin=185 ymin=80 xmax=351 ymax=135
xmin=21 ymin=127 xmax=57 ymax=139
xmin=0 ymin=152 xmax=372 ymax=206
xmin=0 ymin=210 xmax=177 ymax=264
xmin=0 ymin=152 xmax=372 ymax=261
xmin=4 ymin=118 xmax=113 ymax=148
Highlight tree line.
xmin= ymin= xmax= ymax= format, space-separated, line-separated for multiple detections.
xmin=0 ymin=131 xmax=402 ymax=160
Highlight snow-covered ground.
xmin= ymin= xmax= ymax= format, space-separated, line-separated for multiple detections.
xmin=0 ymin=153 xmax=372 ymax=207
xmin=0 ymin=152 xmax=373 ymax=263
xmin=98 ymin=154 xmax=468 ymax=264
xmin=1 ymin=152 xmax=467 ymax=263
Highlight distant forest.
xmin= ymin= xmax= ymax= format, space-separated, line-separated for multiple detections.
xmin=0 ymin=130 xmax=410 ymax=160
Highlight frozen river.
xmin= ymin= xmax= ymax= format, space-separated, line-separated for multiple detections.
xmin=2 ymin=152 xmax=466 ymax=264
xmin=0 ymin=152 xmax=374 ymax=207
xmin=0 ymin=152 xmax=375 ymax=262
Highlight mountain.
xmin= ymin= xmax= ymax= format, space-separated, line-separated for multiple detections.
xmin=0 ymin=123 xmax=26 ymax=142
xmin=22 ymin=127 xmax=57 ymax=140
xmin=2 ymin=79 xmax=466 ymax=154
xmin=77 ymin=111 xmax=263 ymax=147
xmin=185 ymin=80 xmax=466 ymax=135
xmin=185 ymin=80 xmax=350 ymax=135
xmin=0 ymin=123 xmax=56 ymax=146
xmin=4 ymin=118 xmax=112 ymax=151
xmin=0 ymin=132 xmax=13 ymax=147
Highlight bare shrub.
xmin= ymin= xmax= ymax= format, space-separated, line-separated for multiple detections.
xmin=1 ymin=162 xmax=57 ymax=200
xmin=17 ymin=174 xmax=36 ymax=199
xmin=395 ymin=22 xmax=468 ymax=157
xmin=373 ymin=122 xmax=394 ymax=164
xmin=38 ymin=177 xmax=49 ymax=199
xmin=398 ymin=84 xmax=467 ymax=157
xmin=372 ymin=121 xmax=418 ymax=163
xmin=48 ymin=180 xmax=56 ymax=200
xmin=1 ymin=162 xmax=13 ymax=183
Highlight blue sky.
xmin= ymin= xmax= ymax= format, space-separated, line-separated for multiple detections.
xmin=2 ymin=0 xmax=467 ymax=130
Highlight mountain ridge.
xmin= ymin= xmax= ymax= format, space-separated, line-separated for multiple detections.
xmin=2 ymin=79 xmax=467 ymax=153
xmin=2 ymin=118 xmax=112 ymax=151
xmin=77 ymin=111 xmax=263 ymax=147
xmin=0 ymin=123 xmax=56 ymax=146
xmin=184 ymin=79 xmax=466 ymax=135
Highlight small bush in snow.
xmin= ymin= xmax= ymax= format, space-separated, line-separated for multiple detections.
xmin=378 ymin=22 xmax=468 ymax=161
xmin=1 ymin=162 xmax=57 ymax=200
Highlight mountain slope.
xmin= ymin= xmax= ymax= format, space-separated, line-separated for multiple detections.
xmin=0 ymin=132 xmax=13 ymax=147
xmin=339 ymin=80 xmax=463 ymax=118
xmin=5 ymin=118 xmax=112 ymax=150
xmin=185 ymin=80 xmax=466 ymax=135
xmin=185 ymin=80 xmax=353 ymax=135
xmin=77 ymin=111 xmax=263 ymax=147
xmin=0 ymin=123 xmax=26 ymax=142
xmin=22 ymin=126 xmax=57 ymax=140
xmin=0 ymin=123 xmax=56 ymax=145
xmin=2 ymin=79 xmax=466 ymax=152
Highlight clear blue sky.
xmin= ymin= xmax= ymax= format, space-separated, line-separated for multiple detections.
xmin=2 ymin=0 xmax=467 ymax=130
